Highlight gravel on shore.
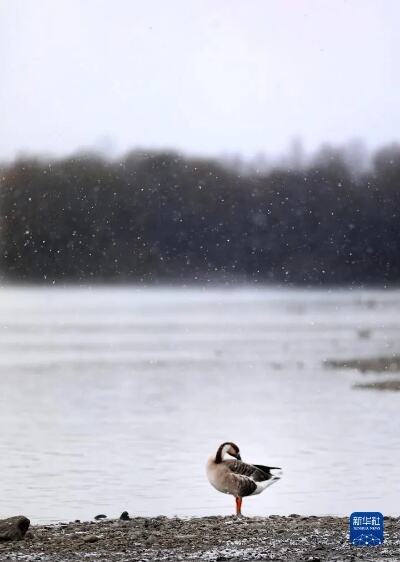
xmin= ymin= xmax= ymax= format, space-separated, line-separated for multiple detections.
xmin=0 ymin=515 xmax=399 ymax=562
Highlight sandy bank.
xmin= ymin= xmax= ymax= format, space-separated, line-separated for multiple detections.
xmin=326 ymin=355 xmax=400 ymax=373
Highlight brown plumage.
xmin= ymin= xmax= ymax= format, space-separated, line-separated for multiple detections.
xmin=206 ymin=442 xmax=282 ymax=516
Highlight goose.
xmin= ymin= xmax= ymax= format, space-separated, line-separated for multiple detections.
xmin=206 ymin=442 xmax=282 ymax=516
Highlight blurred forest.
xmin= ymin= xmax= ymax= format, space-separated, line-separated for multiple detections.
xmin=0 ymin=143 xmax=399 ymax=285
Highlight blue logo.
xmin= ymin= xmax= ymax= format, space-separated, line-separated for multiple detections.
xmin=350 ymin=512 xmax=384 ymax=546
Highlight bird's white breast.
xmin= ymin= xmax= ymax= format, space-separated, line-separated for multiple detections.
xmin=206 ymin=458 xmax=231 ymax=495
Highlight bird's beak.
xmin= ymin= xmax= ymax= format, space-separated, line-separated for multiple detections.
xmin=236 ymin=453 xmax=242 ymax=461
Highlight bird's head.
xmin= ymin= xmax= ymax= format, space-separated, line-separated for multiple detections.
xmin=215 ymin=442 xmax=241 ymax=463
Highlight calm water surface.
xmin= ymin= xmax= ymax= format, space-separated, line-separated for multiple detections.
xmin=0 ymin=286 xmax=398 ymax=522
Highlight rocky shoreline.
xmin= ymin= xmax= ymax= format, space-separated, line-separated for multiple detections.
xmin=0 ymin=515 xmax=399 ymax=562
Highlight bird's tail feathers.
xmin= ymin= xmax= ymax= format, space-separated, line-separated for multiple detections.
xmin=254 ymin=464 xmax=283 ymax=479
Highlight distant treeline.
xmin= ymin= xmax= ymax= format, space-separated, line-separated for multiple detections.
xmin=0 ymin=144 xmax=400 ymax=284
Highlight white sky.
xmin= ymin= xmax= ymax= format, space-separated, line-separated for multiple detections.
xmin=1 ymin=0 xmax=399 ymax=161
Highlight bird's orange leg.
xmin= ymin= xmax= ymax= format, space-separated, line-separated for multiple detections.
xmin=235 ymin=497 xmax=243 ymax=516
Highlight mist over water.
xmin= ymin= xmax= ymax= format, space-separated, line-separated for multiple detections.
xmin=0 ymin=286 xmax=398 ymax=523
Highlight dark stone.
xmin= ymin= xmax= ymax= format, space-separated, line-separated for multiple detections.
xmin=24 ymin=531 xmax=34 ymax=540
xmin=120 ymin=511 xmax=130 ymax=521
xmin=94 ymin=514 xmax=107 ymax=520
xmin=0 ymin=516 xmax=30 ymax=541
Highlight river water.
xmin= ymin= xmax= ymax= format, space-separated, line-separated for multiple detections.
xmin=0 ymin=286 xmax=398 ymax=522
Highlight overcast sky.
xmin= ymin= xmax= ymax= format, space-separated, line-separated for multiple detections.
xmin=1 ymin=0 xmax=399 ymax=161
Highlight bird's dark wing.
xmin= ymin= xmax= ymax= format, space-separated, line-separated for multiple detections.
xmin=223 ymin=460 xmax=282 ymax=497
xmin=224 ymin=460 xmax=273 ymax=483
xmin=235 ymin=474 xmax=258 ymax=497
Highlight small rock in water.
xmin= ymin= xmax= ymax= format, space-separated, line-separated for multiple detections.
xmin=94 ymin=514 xmax=107 ymax=520
xmin=120 ymin=511 xmax=130 ymax=521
